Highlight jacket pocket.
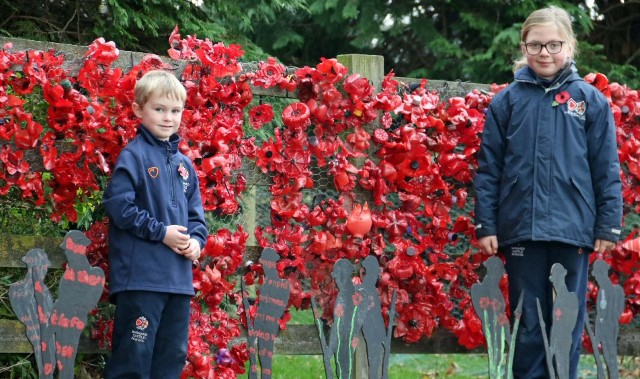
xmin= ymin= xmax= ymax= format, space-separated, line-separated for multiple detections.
xmin=499 ymin=174 xmax=518 ymax=205
xmin=570 ymin=177 xmax=596 ymax=216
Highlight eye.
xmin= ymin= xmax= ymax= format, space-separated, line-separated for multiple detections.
xmin=528 ymin=42 xmax=542 ymax=50
xmin=172 ymin=109 xmax=182 ymax=114
xmin=548 ymin=41 xmax=561 ymax=50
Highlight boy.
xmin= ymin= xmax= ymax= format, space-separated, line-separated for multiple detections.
xmin=103 ymin=70 xmax=208 ymax=378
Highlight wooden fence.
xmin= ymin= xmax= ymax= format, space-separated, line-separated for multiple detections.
xmin=1 ymin=37 xmax=640 ymax=376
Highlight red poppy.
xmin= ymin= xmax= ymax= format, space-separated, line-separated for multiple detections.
xmin=253 ymin=57 xmax=286 ymax=89
xmin=316 ymin=58 xmax=347 ymax=84
xmin=282 ymin=102 xmax=310 ymax=129
xmin=248 ymin=104 xmax=274 ymax=129
xmin=553 ymin=91 xmax=570 ymax=106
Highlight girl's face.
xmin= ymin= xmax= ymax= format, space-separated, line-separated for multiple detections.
xmin=521 ymin=24 xmax=572 ymax=80
xmin=133 ymin=93 xmax=184 ymax=141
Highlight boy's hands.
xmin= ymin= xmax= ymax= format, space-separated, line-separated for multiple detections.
xmin=163 ymin=225 xmax=202 ymax=262
xmin=179 ymin=238 xmax=201 ymax=262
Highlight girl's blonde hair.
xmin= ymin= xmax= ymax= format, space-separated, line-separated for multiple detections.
xmin=512 ymin=6 xmax=577 ymax=72
xmin=134 ymin=70 xmax=187 ymax=107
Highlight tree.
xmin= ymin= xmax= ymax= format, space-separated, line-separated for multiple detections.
xmin=1 ymin=0 xmax=638 ymax=86
xmin=248 ymin=0 xmax=640 ymax=87
xmin=0 ymin=0 xmax=307 ymax=61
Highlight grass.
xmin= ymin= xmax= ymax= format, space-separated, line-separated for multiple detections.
xmin=254 ymin=309 xmax=640 ymax=378
xmin=265 ymin=353 xmax=640 ymax=378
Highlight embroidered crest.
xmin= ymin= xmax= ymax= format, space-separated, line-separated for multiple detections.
xmin=148 ymin=167 xmax=159 ymax=178
xmin=178 ymin=162 xmax=189 ymax=192
xmin=135 ymin=316 xmax=149 ymax=331
xmin=560 ymin=97 xmax=587 ymax=121
xmin=567 ymin=98 xmax=586 ymax=115
xmin=131 ymin=316 xmax=149 ymax=343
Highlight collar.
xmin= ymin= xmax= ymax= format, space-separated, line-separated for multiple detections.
xmin=515 ymin=61 xmax=579 ymax=91
xmin=138 ymin=125 xmax=180 ymax=154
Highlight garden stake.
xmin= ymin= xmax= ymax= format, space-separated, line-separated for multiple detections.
xmin=536 ymin=298 xmax=556 ymax=379
xmin=584 ymin=312 xmax=606 ymax=378
xmin=241 ymin=279 xmax=258 ymax=378
xmin=507 ymin=290 xmax=524 ymax=379
xmin=382 ymin=289 xmax=397 ymax=379
xmin=312 ymin=297 xmax=334 ymax=379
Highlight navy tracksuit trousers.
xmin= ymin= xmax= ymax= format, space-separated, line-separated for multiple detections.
xmin=104 ymin=291 xmax=192 ymax=379
xmin=504 ymin=241 xmax=590 ymax=379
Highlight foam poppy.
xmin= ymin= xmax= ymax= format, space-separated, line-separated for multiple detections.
xmin=282 ymin=102 xmax=310 ymax=129
xmin=553 ymin=91 xmax=570 ymax=106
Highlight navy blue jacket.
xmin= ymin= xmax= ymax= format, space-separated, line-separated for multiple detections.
xmin=103 ymin=126 xmax=208 ymax=298
xmin=474 ymin=63 xmax=622 ymax=249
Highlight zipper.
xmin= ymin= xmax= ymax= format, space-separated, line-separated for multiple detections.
xmin=166 ymin=143 xmax=176 ymax=206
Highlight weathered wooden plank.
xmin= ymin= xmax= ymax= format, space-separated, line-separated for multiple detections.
xmin=0 ymin=234 xmax=65 ymax=269
xmin=3 ymin=319 xmax=640 ymax=356
xmin=0 ymin=234 xmax=264 ymax=269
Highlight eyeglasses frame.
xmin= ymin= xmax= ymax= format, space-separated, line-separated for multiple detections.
xmin=522 ymin=40 xmax=566 ymax=55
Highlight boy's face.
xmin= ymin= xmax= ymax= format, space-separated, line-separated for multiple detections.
xmin=133 ymin=92 xmax=184 ymax=141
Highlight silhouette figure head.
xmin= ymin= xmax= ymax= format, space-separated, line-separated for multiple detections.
xmin=483 ymin=256 xmax=505 ymax=279
xmin=592 ymin=259 xmax=611 ymax=283
xmin=331 ymin=259 xmax=354 ymax=289
xmin=259 ymin=248 xmax=280 ymax=276
xmin=361 ymin=255 xmax=381 ymax=285
xmin=549 ymin=263 xmax=567 ymax=286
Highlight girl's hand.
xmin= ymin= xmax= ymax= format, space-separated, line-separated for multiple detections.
xmin=478 ymin=235 xmax=499 ymax=255
xmin=594 ymin=239 xmax=615 ymax=254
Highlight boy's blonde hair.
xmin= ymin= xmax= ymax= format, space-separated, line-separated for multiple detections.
xmin=512 ymin=6 xmax=577 ymax=72
xmin=134 ymin=69 xmax=187 ymax=107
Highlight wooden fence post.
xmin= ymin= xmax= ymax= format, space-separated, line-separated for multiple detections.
xmin=336 ymin=54 xmax=385 ymax=379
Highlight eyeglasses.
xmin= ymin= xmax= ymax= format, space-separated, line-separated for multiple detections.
xmin=523 ymin=41 xmax=565 ymax=55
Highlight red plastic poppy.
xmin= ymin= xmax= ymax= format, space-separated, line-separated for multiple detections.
xmin=282 ymin=102 xmax=310 ymax=129
xmin=248 ymin=104 xmax=274 ymax=129
xmin=554 ymin=91 xmax=570 ymax=105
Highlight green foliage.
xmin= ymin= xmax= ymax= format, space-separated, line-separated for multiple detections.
xmin=3 ymin=0 xmax=637 ymax=86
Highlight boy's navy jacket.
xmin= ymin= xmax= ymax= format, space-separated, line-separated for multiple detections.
xmin=474 ymin=62 xmax=622 ymax=249
xmin=103 ymin=125 xmax=208 ymax=298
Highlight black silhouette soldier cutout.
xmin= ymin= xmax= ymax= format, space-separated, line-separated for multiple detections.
xmin=9 ymin=248 xmax=55 ymax=379
xmin=539 ymin=263 xmax=578 ymax=379
xmin=243 ymin=247 xmax=291 ymax=379
xmin=592 ymin=259 xmax=624 ymax=379
xmin=43 ymin=230 xmax=105 ymax=379
xmin=359 ymin=255 xmax=386 ymax=379
xmin=328 ymin=258 xmax=368 ymax=379
xmin=470 ymin=256 xmax=510 ymax=377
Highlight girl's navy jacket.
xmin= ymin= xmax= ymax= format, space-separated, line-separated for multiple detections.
xmin=474 ymin=62 xmax=622 ymax=248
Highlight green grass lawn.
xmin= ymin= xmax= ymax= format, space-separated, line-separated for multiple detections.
xmin=266 ymin=354 xmax=640 ymax=378
xmin=259 ymin=309 xmax=640 ymax=378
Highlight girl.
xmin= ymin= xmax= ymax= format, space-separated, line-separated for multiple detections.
xmin=474 ymin=6 xmax=622 ymax=379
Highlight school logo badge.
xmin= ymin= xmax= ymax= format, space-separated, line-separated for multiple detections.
xmin=131 ymin=316 xmax=149 ymax=343
xmin=566 ymin=98 xmax=586 ymax=119
xmin=135 ymin=316 xmax=149 ymax=330
xmin=148 ymin=167 xmax=159 ymax=178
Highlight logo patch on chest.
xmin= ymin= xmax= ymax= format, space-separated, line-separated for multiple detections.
xmin=565 ymin=98 xmax=586 ymax=120
xmin=148 ymin=167 xmax=159 ymax=178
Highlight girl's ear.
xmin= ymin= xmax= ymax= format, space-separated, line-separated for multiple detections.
xmin=520 ymin=42 xmax=527 ymax=56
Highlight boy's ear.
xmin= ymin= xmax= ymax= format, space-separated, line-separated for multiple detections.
xmin=132 ymin=102 xmax=142 ymax=118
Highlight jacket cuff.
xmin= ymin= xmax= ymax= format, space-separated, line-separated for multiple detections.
xmin=594 ymin=226 xmax=622 ymax=243
xmin=475 ymin=224 xmax=497 ymax=239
